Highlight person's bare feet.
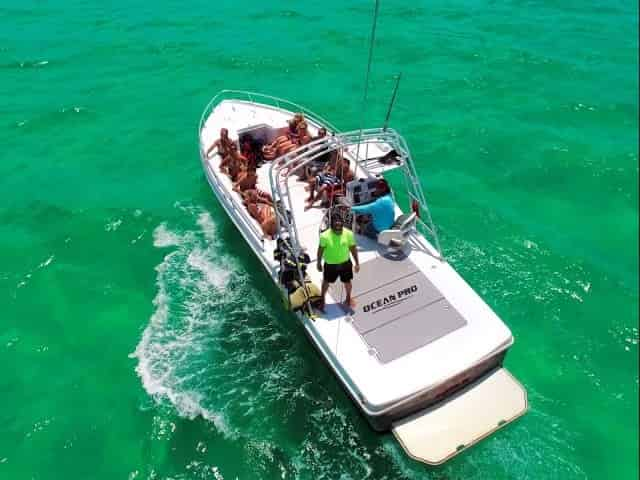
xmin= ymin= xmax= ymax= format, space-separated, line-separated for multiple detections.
xmin=304 ymin=203 xmax=313 ymax=211
xmin=345 ymin=298 xmax=356 ymax=309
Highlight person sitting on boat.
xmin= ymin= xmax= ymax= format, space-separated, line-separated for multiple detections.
xmin=262 ymin=113 xmax=306 ymax=161
xmin=282 ymin=121 xmax=314 ymax=176
xmin=225 ymin=143 xmax=248 ymax=181
xmin=277 ymin=113 xmax=304 ymax=145
xmin=315 ymin=127 xmax=327 ymax=139
xmin=205 ymin=128 xmax=232 ymax=158
xmin=240 ymin=137 xmax=257 ymax=170
xmin=219 ymin=140 xmax=237 ymax=174
xmin=304 ymin=150 xmax=354 ymax=209
xmin=296 ymin=121 xmax=312 ymax=146
xmin=247 ymin=202 xmax=277 ymax=239
xmin=303 ymin=127 xmax=330 ymax=179
xmin=233 ymin=163 xmax=257 ymax=192
xmin=316 ymin=214 xmax=360 ymax=311
xmin=241 ymin=188 xmax=273 ymax=205
xmin=335 ymin=153 xmax=354 ymax=183
xmin=350 ymin=179 xmax=395 ymax=239
xmin=261 ymin=142 xmax=277 ymax=161
xmin=304 ymin=164 xmax=342 ymax=210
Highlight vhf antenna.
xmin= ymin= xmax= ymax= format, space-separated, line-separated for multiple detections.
xmin=383 ymin=72 xmax=402 ymax=132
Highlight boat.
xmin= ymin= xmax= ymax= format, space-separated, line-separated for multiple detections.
xmin=198 ymin=90 xmax=527 ymax=465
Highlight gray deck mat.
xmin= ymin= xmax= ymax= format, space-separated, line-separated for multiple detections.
xmin=350 ymin=255 xmax=467 ymax=363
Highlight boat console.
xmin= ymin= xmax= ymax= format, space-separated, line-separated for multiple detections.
xmin=346 ymin=177 xmax=381 ymax=206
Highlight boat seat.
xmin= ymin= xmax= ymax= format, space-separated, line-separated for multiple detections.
xmin=377 ymin=212 xmax=417 ymax=249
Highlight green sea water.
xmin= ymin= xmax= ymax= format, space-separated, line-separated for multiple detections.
xmin=1 ymin=1 xmax=638 ymax=478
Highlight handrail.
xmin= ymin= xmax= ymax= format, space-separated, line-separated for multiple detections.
xmin=198 ymin=89 xmax=339 ymax=138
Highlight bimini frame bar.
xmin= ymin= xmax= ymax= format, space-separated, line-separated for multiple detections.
xmin=268 ymin=128 xmax=444 ymax=261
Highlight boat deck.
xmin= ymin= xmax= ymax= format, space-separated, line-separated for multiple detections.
xmin=200 ymin=100 xmax=513 ymax=413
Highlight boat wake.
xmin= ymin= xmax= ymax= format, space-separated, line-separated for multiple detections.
xmin=130 ymin=205 xmax=587 ymax=477
xmin=130 ymin=206 xmax=315 ymax=443
xmin=131 ymin=208 xmax=239 ymax=437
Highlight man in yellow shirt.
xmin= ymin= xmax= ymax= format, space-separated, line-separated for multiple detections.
xmin=316 ymin=214 xmax=360 ymax=311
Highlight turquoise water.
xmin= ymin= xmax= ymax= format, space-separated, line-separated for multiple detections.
xmin=1 ymin=1 xmax=637 ymax=478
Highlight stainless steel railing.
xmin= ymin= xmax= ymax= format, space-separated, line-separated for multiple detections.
xmin=268 ymin=128 xmax=444 ymax=260
xmin=198 ymin=89 xmax=339 ymax=136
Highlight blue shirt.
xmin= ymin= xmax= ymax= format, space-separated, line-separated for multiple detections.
xmin=351 ymin=194 xmax=395 ymax=232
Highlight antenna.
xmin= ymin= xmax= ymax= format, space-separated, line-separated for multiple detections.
xmin=383 ymin=72 xmax=402 ymax=131
xmin=355 ymin=0 xmax=381 ymax=163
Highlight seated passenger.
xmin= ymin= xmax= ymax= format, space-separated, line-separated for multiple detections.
xmin=315 ymin=127 xmax=328 ymax=140
xmin=205 ymin=128 xmax=232 ymax=158
xmin=241 ymin=189 xmax=273 ymax=205
xmin=261 ymin=143 xmax=277 ymax=161
xmin=304 ymin=164 xmax=343 ymax=210
xmin=296 ymin=121 xmax=312 ymax=146
xmin=334 ymin=153 xmax=354 ymax=182
xmin=283 ymin=121 xmax=315 ymax=176
xmin=240 ymin=138 xmax=257 ymax=170
xmin=350 ymin=179 xmax=395 ymax=239
xmin=247 ymin=202 xmax=277 ymax=239
xmin=225 ymin=143 xmax=248 ymax=182
xmin=305 ymin=129 xmax=333 ymax=180
xmin=264 ymin=112 xmax=306 ymax=160
xmin=233 ymin=164 xmax=257 ymax=192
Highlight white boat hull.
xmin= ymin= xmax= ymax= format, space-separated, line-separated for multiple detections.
xmin=198 ymin=91 xmax=527 ymax=461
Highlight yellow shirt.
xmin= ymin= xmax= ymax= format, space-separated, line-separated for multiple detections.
xmin=319 ymin=228 xmax=355 ymax=264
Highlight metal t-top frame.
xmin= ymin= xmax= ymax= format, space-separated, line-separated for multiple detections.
xmin=268 ymin=128 xmax=444 ymax=261
xmin=198 ymin=90 xmax=443 ymax=261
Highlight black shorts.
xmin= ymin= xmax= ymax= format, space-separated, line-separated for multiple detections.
xmin=323 ymin=261 xmax=353 ymax=283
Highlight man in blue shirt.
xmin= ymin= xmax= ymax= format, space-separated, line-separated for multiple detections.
xmin=351 ymin=179 xmax=395 ymax=239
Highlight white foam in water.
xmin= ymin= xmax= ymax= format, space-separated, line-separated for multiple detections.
xmin=152 ymin=222 xmax=183 ymax=248
xmin=196 ymin=212 xmax=217 ymax=243
xmin=132 ymin=207 xmax=238 ymax=438
xmin=187 ymin=248 xmax=230 ymax=289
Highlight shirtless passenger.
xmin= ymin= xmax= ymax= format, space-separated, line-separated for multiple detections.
xmin=296 ymin=121 xmax=312 ymax=146
xmin=205 ymin=128 xmax=232 ymax=158
xmin=281 ymin=120 xmax=316 ymax=175
xmin=261 ymin=143 xmax=277 ymax=161
xmin=247 ymin=202 xmax=277 ymax=239
xmin=225 ymin=143 xmax=248 ymax=181
xmin=263 ymin=112 xmax=306 ymax=161
xmin=240 ymin=138 xmax=257 ymax=170
xmin=304 ymin=128 xmax=332 ymax=180
xmin=335 ymin=154 xmax=354 ymax=182
xmin=241 ymin=189 xmax=273 ymax=205
xmin=233 ymin=164 xmax=257 ymax=192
